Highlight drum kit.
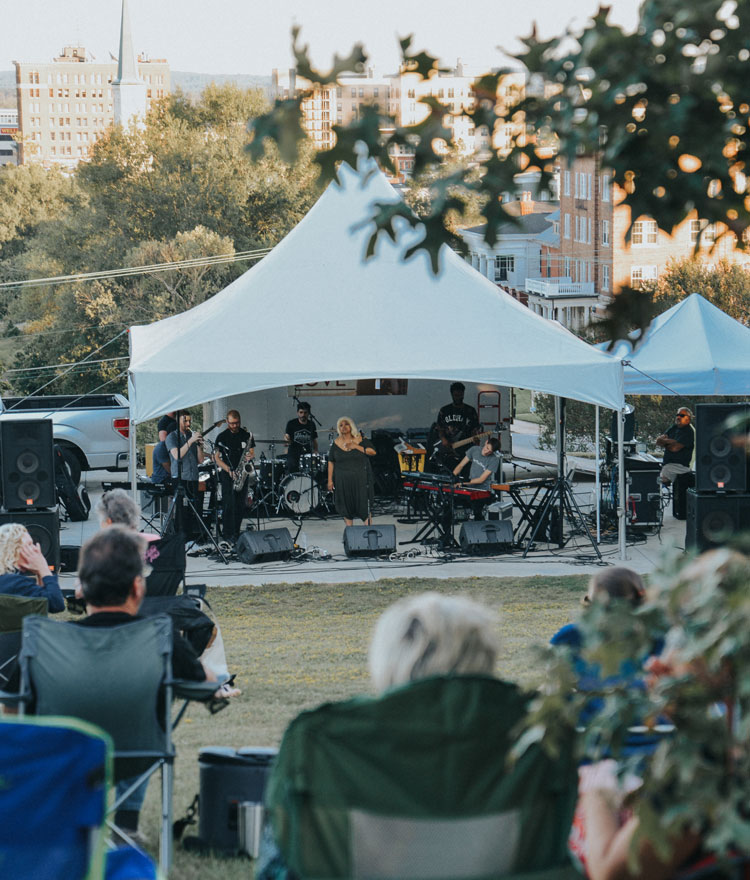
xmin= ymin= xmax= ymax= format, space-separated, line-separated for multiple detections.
xmin=246 ymin=442 xmax=333 ymax=518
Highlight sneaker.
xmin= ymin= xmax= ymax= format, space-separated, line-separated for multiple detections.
xmin=111 ymin=826 xmax=149 ymax=849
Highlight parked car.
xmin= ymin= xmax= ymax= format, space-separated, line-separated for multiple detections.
xmin=0 ymin=394 xmax=130 ymax=484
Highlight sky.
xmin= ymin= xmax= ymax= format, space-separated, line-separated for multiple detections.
xmin=2 ymin=0 xmax=644 ymax=76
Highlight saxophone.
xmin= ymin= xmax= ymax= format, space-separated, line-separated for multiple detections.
xmin=232 ymin=445 xmax=256 ymax=492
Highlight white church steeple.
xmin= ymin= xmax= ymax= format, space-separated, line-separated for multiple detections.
xmin=112 ymin=0 xmax=147 ymax=126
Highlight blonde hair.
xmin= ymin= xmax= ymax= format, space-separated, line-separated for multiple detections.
xmin=368 ymin=592 xmax=498 ymax=693
xmin=0 ymin=523 xmax=30 ymax=575
xmin=336 ymin=416 xmax=362 ymax=442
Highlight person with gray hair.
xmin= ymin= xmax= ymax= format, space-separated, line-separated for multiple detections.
xmin=368 ymin=592 xmax=498 ymax=693
xmin=96 ymin=488 xmax=141 ymax=531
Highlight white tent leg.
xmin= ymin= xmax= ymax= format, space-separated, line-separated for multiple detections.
xmin=595 ymin=406 xmax=600 ymax=543
xmin=618 ymin=408 xmax=627 ymax=560
xmin=129 ymin=420 xmax=137 ymax=505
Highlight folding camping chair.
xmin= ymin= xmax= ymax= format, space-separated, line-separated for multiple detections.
xmin=0 ymin=715 xmax=111 ymax=880
xmin=263 ymin=675 xmax=581 ymax=880
xmin=4 ymin=614 xmax=217 ymax=874
xmin=0 ymin=594 xmax=47 ymax=688
xmin=145 ymin=532 xmax=187 ymax=596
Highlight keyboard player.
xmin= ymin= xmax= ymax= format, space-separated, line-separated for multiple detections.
xmin=453 ymin=437 xmax=502 ymax=519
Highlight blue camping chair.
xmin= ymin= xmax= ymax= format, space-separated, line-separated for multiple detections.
xmin=0 ymin=715 xmax=111 ymax=879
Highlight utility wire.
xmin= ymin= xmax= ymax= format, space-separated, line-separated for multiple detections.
xmin=4 ymin=356 xmax=129 ymax=375
xmin=0 ymin=248 xmax=272 ymax=291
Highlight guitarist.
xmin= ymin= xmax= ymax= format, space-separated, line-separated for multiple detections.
xmin=214 ymin=410 xmax=254 ymax=543
xmin=433 ymin=382 xmax=480 ymax=472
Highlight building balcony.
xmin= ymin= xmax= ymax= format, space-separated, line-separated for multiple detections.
xmin=525 ymin=277 xmax=597 ymax=298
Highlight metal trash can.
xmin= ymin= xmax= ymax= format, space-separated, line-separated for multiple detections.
xmin=197 ymin=746 xmax=277 ymax=852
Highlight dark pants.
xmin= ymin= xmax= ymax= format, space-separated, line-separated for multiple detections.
xmin=219 ymin=473 xmax=245 ymax=541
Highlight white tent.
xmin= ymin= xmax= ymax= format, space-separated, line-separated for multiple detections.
xmin=603 ymin=293 xmax=750 ymax=395
xmin=128 ymin=162 xmax=623 ymax=423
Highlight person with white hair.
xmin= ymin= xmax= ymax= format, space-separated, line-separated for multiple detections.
xmin=368 ymin=591 xmax=498 ymax=692
xmin=326 ymin=416 xmax=376 ymax=525
xmin=96 ymin=488 xmax=141 ymax=532
xmin=0 ymin=523 xmax=64 ymax=612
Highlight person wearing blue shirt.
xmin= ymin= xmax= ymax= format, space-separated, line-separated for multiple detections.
xmin=0 ymin=523 xmax=64 ymax=613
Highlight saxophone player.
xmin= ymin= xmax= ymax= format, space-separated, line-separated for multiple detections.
xmin=214 ymin=410 xmax=255 ymax=543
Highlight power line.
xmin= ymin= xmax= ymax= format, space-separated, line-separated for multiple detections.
xmin=4 ymin=356 xmax=129 ymax=375
xmin=0 ymin=248 xmax=272 ymax=291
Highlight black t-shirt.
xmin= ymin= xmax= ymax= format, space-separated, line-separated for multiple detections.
xmin=157 ymin=414 xmax=177 ymax=437
xmin=664 ymin=423 xmax=695 ymax=467
xmin=215 ymin=427 xmax=254 ymax=472
xmin=437 ymin=402 xmax=480 ymax=442
xmin=285 ymin=419 xmax=318 ymax=456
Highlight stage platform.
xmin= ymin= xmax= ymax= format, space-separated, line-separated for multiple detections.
xmin=54 ymin=469 xmax=688 ymax=589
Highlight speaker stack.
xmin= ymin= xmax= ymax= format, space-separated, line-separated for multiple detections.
xmin=687 ymin=403 xmax=750 ymax=552
xmin=0 ymin=420 xmax=60 ymax=570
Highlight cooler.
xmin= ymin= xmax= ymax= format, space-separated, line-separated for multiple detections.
xmin=197 ymin=746 xmax=277 ymax=852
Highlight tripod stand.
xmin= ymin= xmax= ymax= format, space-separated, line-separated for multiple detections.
xmin=522 ymin=397 xmax=601 ymax=560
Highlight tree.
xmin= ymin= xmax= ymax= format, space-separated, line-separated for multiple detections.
xmin=249 ymin=2 xmax=750 ymax=340
xmin=653 ymin=257 xmax=750 ymax=322
xmin=166 ymin=82 xmax=269 ymax=129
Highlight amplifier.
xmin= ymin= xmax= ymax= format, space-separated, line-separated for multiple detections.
xmin=236 ymin=528 xmax=293 ymax=564
xmin=626 ymin=468 xmax=661 ymax=527
xmin=343 ymin=525 xmax=396 ymax=557
xmin=459 ymin=520 xmax=513 ymax=554
xmin=686 ymin=489 xmax=750 ymax=551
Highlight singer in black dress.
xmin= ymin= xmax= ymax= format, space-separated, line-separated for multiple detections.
xmin=326 ymin=417 xmax=376 ymax=525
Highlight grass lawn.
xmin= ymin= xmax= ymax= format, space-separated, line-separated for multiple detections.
xmin=124 ymin=574 xmax=588 ymax=877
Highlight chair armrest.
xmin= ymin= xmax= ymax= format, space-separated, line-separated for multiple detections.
xmin=171 ymin=677 xmax=226 ymax=703
xmin=0 ymin=688 xmax=30 ymax=706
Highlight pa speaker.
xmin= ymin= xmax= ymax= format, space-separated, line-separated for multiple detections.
xmin=236 ymin=528 xmax=293 ymax=564
xmin=686 ymin=489 xmax=750 ymax=551
xmin=459 ymin=520 xmax=513 ymax=554
xmin=343 ymin=524 xmax=396 ymax=557
xmin=0 ymin=419 xmax=56 ymax=510
xmin=695 ymin=403 xmax=749 ymax=493
xmin=0 ymin=509 xmax=60 ymax=572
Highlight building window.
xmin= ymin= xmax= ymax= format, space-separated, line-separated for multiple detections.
xmin=588 ymin=217 xmax=592 ymax=244
xmin=574 ymin=215 xmax=579 ymax=241
xmin=574 ymin=172 xmax=579 ymax=198
xmin=564 ymin=256 xmax=571 ymax=276
xmin=602 ymin=219 xmax=610 ymax=245
xmin=631 ymin=220 xmax=657 ymax=245
xmin=631 ymin=265 xmax=658 ymax=288
xmin=602 ymin=264 xmax=610 ymax=291
xmin=601 ymin=174 xmax=611 ymax=201
xmin=587 ymin=173 xmax=592 ymax=199
xmin=564 ymin=213 xmax=570 ymax=238
xmin=494 ymin=255 xmax=515 ymax=281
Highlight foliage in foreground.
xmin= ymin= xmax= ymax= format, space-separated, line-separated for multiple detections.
xmin=519 ymin=546 xmax=750 ymax=865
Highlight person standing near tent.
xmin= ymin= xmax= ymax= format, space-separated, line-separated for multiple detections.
xmin=327 ymin=417 xmax=376 ymax=526
xmin=165 ymin=413 xmax=204 ymax=538
xmin=284 ymin=402 xmax=318 ymax=474
xmin=432 ymin=382 xmax=480 ymax=472
xmin=214 ymin=410 xmax=254 ymax=544
xmin=656 ymin=408 xmax=694 ymax=486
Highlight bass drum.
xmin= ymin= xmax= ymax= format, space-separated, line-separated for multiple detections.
xmin=279 ymin=473 xmax=320 ymax=515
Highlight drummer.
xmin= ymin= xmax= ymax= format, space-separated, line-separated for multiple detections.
xmin=284 ymin=401 xmax=318 ymax=474
xmin=214 ymin=410 xmax=255 ymax=544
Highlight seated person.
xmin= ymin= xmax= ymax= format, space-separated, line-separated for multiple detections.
xmin=452 ymin=436 xmax=502 ymax=518
xmin=76 ymin=527 xmax=215 ymax=845
xmin=656 ymin=407 xmax=694 ymax=486
xmin=95 ymin=489 xmax=239 ymax=695
xmin=257 ymin=592 xmax=502 ymax=879
xmin=0 ymin=523 xmax=64 ymax=613
xmin=150 ymin=439 xmax=172 ymax=485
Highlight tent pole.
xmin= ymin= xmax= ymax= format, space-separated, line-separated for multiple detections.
xmin=129 ymin=419 xmax=137 ymax=505
xmin=595 ymin=406 xmax=600 ymax=543
xmin=618 ymin=407 xmax=627 ymax=560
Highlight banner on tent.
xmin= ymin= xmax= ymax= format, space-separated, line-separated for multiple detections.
xmin=289 ymin=380 xmax=409 ymax=397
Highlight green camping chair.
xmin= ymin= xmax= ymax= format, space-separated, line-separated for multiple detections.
xmin=0 ymin=593 xmax=47 ymax=689
xmin=6 ymin=613 xmax=216 ymax=874
xmin=263 ymin=675 xmax=580 ymax=880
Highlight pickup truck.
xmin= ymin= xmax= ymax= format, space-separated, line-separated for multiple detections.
xmin=0 ymin=394 xmax=130 ymax=484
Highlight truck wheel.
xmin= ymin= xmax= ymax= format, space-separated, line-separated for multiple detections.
xmin=58 ymin=446 xmax=82 ymax=486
